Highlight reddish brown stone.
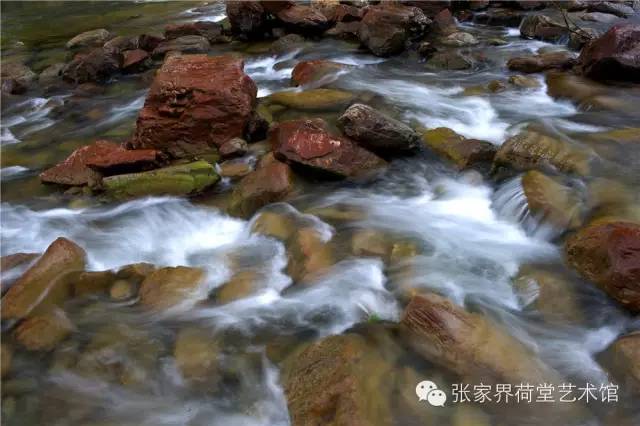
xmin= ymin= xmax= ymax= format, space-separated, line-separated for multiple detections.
xmin=432 ymin=8 xmax=456 ymax=34
xmin=332 ymin=4 xmax=364 ymax=22
xmin=261 ymin=1 xmax=294 ymax=14
xmin=164 ymin=21 xmax=223 ymax=43
xmin=291 ymin=60 xmax=347 ymax=86
xmin=276 ymin=5 xmax=331 ymax=34
xmin=62 ymin=47 xmax=121 ymax=84
xmin=358 ymin=4 xmax=430 ymax=56
xmin=227 ymin=1 xmax=268 ymax=37
xmin=507 ymin=52 xmax=577 ymax=73
xmin=270 ymin=118 xmax=386 ymax=178
xmin=130 ymin=54 xmax=257 ymax=158
xmin=578 ymin=24 xmax=640 ymax=82
xmin=121 ymin=49 xmax=150 ymax=73
xmin=565 ymin=221 xmax=640 ymax=312
xmin=40 ymin=140 xmax=164 ymax=186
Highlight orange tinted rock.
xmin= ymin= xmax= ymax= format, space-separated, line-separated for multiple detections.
xmin=139 ymin=266 xmax=206 ymax=311
xmin=130 ymin=54 xmax=257 ymax=158
xmin=121 ymin=49 xmax=150 ymax=73
xmin=14 ymin=309 xmax=74 ymax=351
xmin=291 ymin=60 xmax=347 ymax=86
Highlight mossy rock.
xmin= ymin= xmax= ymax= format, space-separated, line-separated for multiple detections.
xmin=103 ymin=160 xmax=220 ymax=199
xmin=421 ymin=127 xmax=496 ymax=169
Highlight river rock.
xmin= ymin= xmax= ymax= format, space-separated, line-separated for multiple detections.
xmin=508 ymin=74 xmax=541 ymax=88
xmin=427 ymin=51 xmax=472 ymax=70
xmin=73 ymin=270 xmax=117 ymax=297
xmin=287 ymin=226 xmax=334 ymax=282
xmin=270 ymin=33 xmax=306 ymax=54
xmin=251 ymin=210 xmax=296 ymax=240
xmin=1 ymin=62 xmax=37 ymax=94
xmin=328 ymin=3 xmax=364 ymax=22
xmin=151 ymin=35 xmax=210 ymax=58
xmin=473 ymin=8 xmax=524 ymax=27
xmin=270 ymin=118 xmax=386 ymax=178
xmin=139 ymin=266 xmax=206 ymax=311
xmin=1 ymin=344 xmax=11 ymax=378
xmin=507 ymin=51 xmax=576 ymax=73
xmin=121 ymin=49 xmax=151 ymax=73
xmin=421 ymin=127 xmax=496 ymax=169
xmin=268 ymin=88 xmax=355 ymax=111
xmin=291 ymin=60 xmax=347 ymax=86
xmin=338 ymin=103 xmax=420 ymax=154
xmin=432 ymin=8 xmax=457 ymax=35
xmin=587 ymin=1 xmax=635 ymax=18
xmin=164 ymin=21 xmax=224 ymax=43
xmin=493 ymin=130 xmax=592 ymax=176
xmin=568 ymin=27 xmax=601 ymax=50
xmin=66 ymin=28 xmax=113 ymax=50
xmin=440 ymin=31 xmax=479 ymax=46
xmin=130 ymin=54 xmax=257 ymax=158
xmin=578 ymin=24 xmax=640 ymax=82
xmin=216 ymin=271 xmax=260 ymax=304
xmin=62 ymin=47 xmax=121 ymax=84
xmin=602 ymin=332 xmax=640 ymax=391
xmin=102 ymin=35 xmax=138 ymax=55
xmin=219 ymin=160 xmax=253 ymax=178
xmin=280 ymin=333 xmax=393 ymax=426
xmin=358 ymin=4 xmax=430 ymax=57
xmin=565 ymin=220 xmax=640 ymax=312
xmin=545 ymin=71 xmax=609 ymax=104
xmin=325 ymin=20 xmax=361 ymax=39
xmin=276 ymin=4 xmax=331 ymax=34
xmin=40 ymin=140 xmax=164 ymax=186
xmin=522 ymin=170 xmax=583 ymax=230
xmin=519 ymin=14 xmax=568 ymax=42
xmin=174 ymin=328 xmax=219 ymax=385
xmin=226 ymin=1 xmax=268 ymax=38
xmin=400 ymin=293 xmax=563 ymax=387
xmin=228 ymin=153 xmax=294 ymax=218
xmin=103 ymin=160 xmax=220 ymax=199
xmin=1 ymin=253 xmax=39 ymax=273
xmin=1 ymin=238 xmax=86 ymax=321
xmin=38 ymin=62 xmax=66 ymax=88
xmin=219 ymin=137 xmax=248 ymax=159
xmin=14 ymin=309 xmax=74 ymax=352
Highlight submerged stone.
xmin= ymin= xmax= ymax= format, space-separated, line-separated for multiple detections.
xmin=14 ymin=309 xmax=74 ymax=352
xmin=521 ymin=170 xmax=583 ymax=230
xmin=267 ymin=88 xmax=356 ymax=111
xmin=139 ymin=266 xmax=206 ymax=311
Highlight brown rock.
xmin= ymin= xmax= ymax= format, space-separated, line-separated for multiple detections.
xmin=565 ymin=221 xmax=640 ymax=312
xmin=216 ymin=271 xmax=260 ymax=304
xmin=139 ymin=266 xmax=206 ymax=311
xmin=287 ymin=227 xmax=334 ymax=282
xmin=121 ymin=49 xmax=151 ymax=73
xmin=1 ymin=238 xmax=85 ymax=320
xmin=62 ymin=48 xmax=121 ymax=84
xmin=174 ymin=328 xmax=219 ymax=385
xmin=219 ymin=160 xmax=253 ymax=178
xmin=270 ymin=118 xmax=386 ymax=178
xmin=291 ymin=60 xmax=347 ymax=86
xmin=421 ymin=127 xmax=496 ymax=169
xmin=40 ymin=140 xmax=164 ymax=186
xmin=227 ymin=1 xmax=268 ymax=37
xmin=164 ymin=21 xmax=224 ymax=43
xmin=73 ymin=270 xmax=117 ymax=297
xmin=136 ymin=33 xmax=164 ymax=52
xmin=432 ymin=8 xmax=457 ymax=34
xmin=603 ymin=332 xmax=640 ymax=391
xmin=1 ymin=343 xmax=11 ymax=378
xmin=1 ymin=63 xmax=36 ymax=94
xmin=281 ymin=333 xmax=393 ymax=426
xmin=507 ymin=51 xmax=576 ymax=73
xmin=219 ymin=137 xmax=248 ymax=159
xmin=1 ymin=253 xmax=39 ymax=273
xmin=358 ymin=4 xmax=430 ymax=56
xmin=276 ymin=4 xmax=331 ymax=34
xmin=228 ymin=153 xmax=294 ymax=218
xmin=520 ymin=14 xmax=568 ymax=42
xmin=109 ymin=279 xmax=136 ymax=301
xmin=151 ymin=35 xmax=210 ymax=58
xmin=130 ymin=54 xmax=257 ymax=158
xmin=332 ymin=4 xmax=364 ymax=22
xmin=578 ymin=24 xmax=640 ymax=82
xmin=325 ymin=21 xmax=361 ymax=39
xmin=14 ymin=309 xmax=74 ymax=351
xmin=66 ymin=28 xmax=113 ymax=50
xmin=522 ymin=170 xmax=583 ymax=230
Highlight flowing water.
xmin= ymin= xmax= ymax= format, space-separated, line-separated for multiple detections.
xmin=2 ymin=2 xmax=640 ymax=426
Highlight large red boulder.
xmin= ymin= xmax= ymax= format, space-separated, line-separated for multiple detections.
xmin=565 ymin=221 xmax=640 ymax=312
xmin=358 ymin=4 xmax=430 ymax=57
xmin=276 ymin=4 xmax=331 ymax=34
xmin=269 ymin=118 xmax=385 ymax=178
xmin=130 ymin=55 xmax=257 ymax=158
xmin=578 ymin=24 xmax=640 ymax=82
xmin=40 ymin=141 xmax=164 ymax=186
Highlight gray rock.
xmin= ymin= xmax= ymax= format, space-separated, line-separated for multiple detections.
xmin=66 ymin=29 xmax=113 ymax=50
xmin=152 ymin=35 xmax=210 ymax=58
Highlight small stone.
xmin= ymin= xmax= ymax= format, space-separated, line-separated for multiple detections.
xmin=219 ymin=137 xmax=248 ymax=159
xmin=219 ymin=160 xmax=253 ymax=179
xmin=110 ymin=279 xmax=136 ymax=300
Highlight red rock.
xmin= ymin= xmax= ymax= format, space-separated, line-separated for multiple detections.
xmin=121 ymin=49 xmax=150 ymax=73
xmin=565 ymin=221 xmax=640 ymax=312
xmin=332 ymin=4 xmax=364 ymax=22
xmin=227 ymin=1 xmax=267 ymax=37
xmin=40 ymin=140 xmax=164 ymax=186
xmin=291 ymin=60 xmax=347 ymax=86
xmin=578 ymin=24 xmax=640 ymax=82
xmin=507 ymin=51 xmax=577 ymax=73
xmin=261 ymin=1 xmax=294 ymax=14
xmin=219 ymin=137 xmax=248 ymax=159
xmin=270 ymin=118 xmax=386 ymax=178
xmin=432 ymin=8 xmax=456 ymax=34
xmin=136 ymin=34 xmax=164 ymax=52
xmin=62 ymin=47 xmax=121 ymax=84
xmin=130 ymin=54 xmax=257 ymax=158
xmin=164 ymin=21 xmax=223 ymax=43
xmin=358 ymin=4 xmax=430 ymax=56
xmin=276 ymin=5 xmax=331 ymax=34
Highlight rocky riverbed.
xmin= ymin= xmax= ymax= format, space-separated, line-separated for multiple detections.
xmin=1 ymin=1 xmax=640 ymax=425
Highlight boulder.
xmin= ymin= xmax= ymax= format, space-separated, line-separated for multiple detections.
xmin=521 ymin=170 xmax=583 ymax=230
xmin=291 ymin=60 xmax=347 ymax=86
xmin=507 ymin=51 xmax=576 ymax=73
xmin=427 ymin=51 xmax=472 ymax=70
xmin=228 ymin=153 xmax=294 ymax=218
xmin=270 ymin=118 xmax=386 ymax=178
xmin=1 ymin=252 xmax=39 ymax=273
xmin=473 ymin=8 xmax=524 ymax=27
xmin=226 ymin=1 xmax=268 ymax=38
xmin=136 ymin=33 xmax=165 ymax=52
xmin=286 ymin=226 xmax=334 ymax=281
xmin=565 ymin=220 xmax=640 ymax=312
xmin=139 ymin=266 xmax=206 ymax=311
xmin=164 ymin=21 xmax=224 ymax=43
xmin=216 ymin=271 xmax=260 ymax=304
xmin=421 ymin=127 xmax=496 ymax=169
xmin=587 ymin=1 xmax=635 ymax=18
xmin=66 ymin=28 xmax=113 ymax=50
xmin=174 ymin=328 xmax=219 ymax=385
xmin=358 ymin=4 xmax=430 ymax=56
xmin=578 ymin=24 xmax=640 ymax=82
xmin=519 ymin=14 xmax=568 ymax=42
xmin=267 ymin=88 xmax=355 ymax=111
xmin=1 ymin=63 xmax=36 ymax=94
xmin=432 ymin=8 xmax=457 ymax=35
xmin=151 ymin=35 xmax=210 ymax=58
xmin=330 ymin=3 xmax=364 ymax=22
xmin=602 ymin=332 xmax=640 ymax=391
xmin=219 ymin=137 xmax=248 ymax=159
xmin=338 ymin=103 xmax=420 ymax=154
xmin=325 ymin=21 xmax=361 ymax=39
xmin=40 ymin=140 xmax=164 ymax=186
xmin=276 ymin=4 xmax=331 ymax=34
xmin=1 ymin=238 xmax=85 ymax=320
xmin=493 ymin=130 xmax=592 ymax=175
xmin=103 ymin=160 xmax=220 ymax=199
xmin=121 ymin=49 xmax=151 ymax=73
xmin=110 ymin=279 xmax=136 ymax=301
xmin=440 ymin=31 xmax=479 ymax=46
xmin=62 ymin=48 xmax=121 ymax=84
xmin=14 ymin=309 xmax=74 ymax=352
xmin=130 ymin=54 xmax=257 ymax=158
xmin=281 ymin=333 xmax=393 ymax=426
xmin=270 ymin=33 xmax=306 ymax=54
xmin=102 ymin=35 xmax=139 ymax=54
xmin=73 ymin=270 xmax=117 ymax=297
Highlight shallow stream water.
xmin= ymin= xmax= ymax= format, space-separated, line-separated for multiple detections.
xmin=1 ymin=2 xmax=640 ymax=426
